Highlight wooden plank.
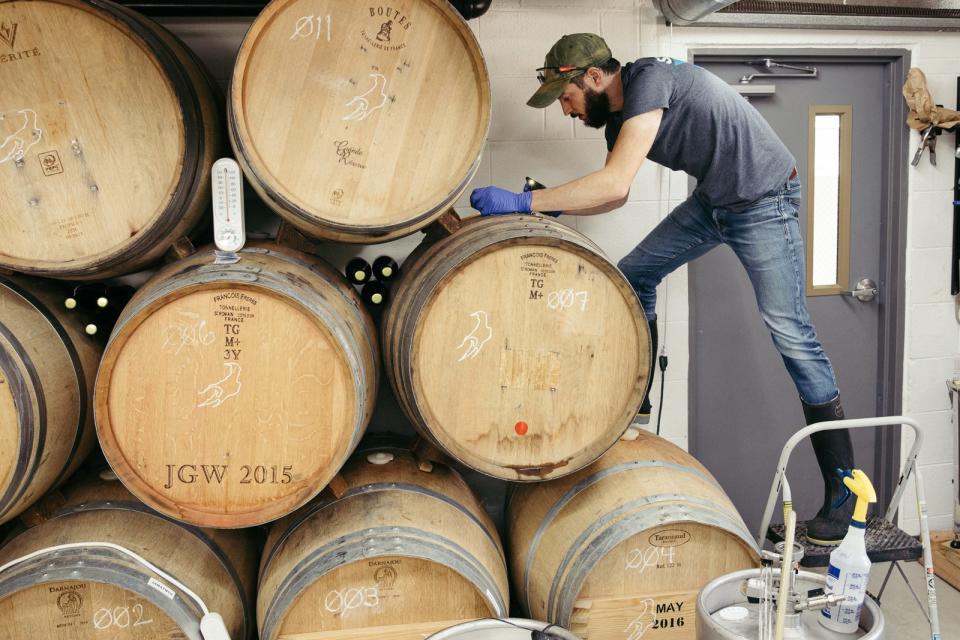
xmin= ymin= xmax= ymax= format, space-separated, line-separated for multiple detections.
xmin=931 ymin=530 xmax=960 ymax=592
xmin=570 ymin=591 xmax=697 ymax=640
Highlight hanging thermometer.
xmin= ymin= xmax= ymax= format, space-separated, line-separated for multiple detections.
xmin=211 ymin=158 xmax=246 ymax=253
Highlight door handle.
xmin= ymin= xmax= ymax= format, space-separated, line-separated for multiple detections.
xmin=846 ymin=278 xmax=878 ymax=302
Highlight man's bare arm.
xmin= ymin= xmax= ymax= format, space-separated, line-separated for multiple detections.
xmin=530 ymin=108 xmax=662 ymax=215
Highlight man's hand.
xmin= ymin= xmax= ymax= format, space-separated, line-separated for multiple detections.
xmin=470 ymin=186 xmax=532 ymax=216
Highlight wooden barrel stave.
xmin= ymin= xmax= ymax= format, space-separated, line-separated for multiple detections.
xmin=382 ymin=215 xmax=650 ymax=481
xmin=94 ymin=244 xmax=378 ymax=528
xmin=257 ymin=448 xmax=509 ymax=640
xmin=0 ymin=276 xmax=100 ymax=525
xmin=508 ymin=433 xmax=760 ymax=639
xmin=0 ymin=0 xmax=220 ymax=278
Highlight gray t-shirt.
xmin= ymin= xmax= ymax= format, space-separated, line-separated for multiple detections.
xmin=604 ymin=58 xmax=795 ymax=211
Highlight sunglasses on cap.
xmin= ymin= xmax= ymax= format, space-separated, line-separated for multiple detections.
xmin=535 ymin=65 xmax=587 ymax=85
xmin=535 ymin=59 xmax=611 ymax=85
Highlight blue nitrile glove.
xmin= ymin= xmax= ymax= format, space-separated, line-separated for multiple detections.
xmin=470 ymin=186 xmax=532 ymax=216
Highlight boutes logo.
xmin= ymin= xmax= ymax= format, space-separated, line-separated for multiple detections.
xmin=0 ymin=22 xmax=17 ymax=51
xmin=376 ymin=20 xmax=392 ymax=43
xmin=362 ymin=7 xmax=412 ymax=51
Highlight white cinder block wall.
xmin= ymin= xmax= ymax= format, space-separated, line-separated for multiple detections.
xmin=462 ymin=0 xmax=960 ymax=534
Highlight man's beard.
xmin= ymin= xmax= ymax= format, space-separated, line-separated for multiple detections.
xmin=582 ymin=86 xmax=611 ymax=129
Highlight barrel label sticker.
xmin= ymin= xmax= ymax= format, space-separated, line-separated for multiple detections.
xmin=0 ymin=108 xmax=43 ymax=165
xmin=498 ymin=347 xmax=560 ymax=391
xmin=456 ymin=310 xmax=492 ymax=362
xmin=334 ymin=139 xmax=367 ymax=168
xmin=360 ymin=6 xmax=413 ymax=52
xmin=39 ymin=150 xmax=63 ymax=176
xmin=147 ymin=578 xmax=176 ymax=600
xmin=342 ymin=73 xmax=389 ymax=121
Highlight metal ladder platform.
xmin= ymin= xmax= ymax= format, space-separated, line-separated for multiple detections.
xmin=767 ymin=517 xmax=924 ymax=567
xmin=756 ymin=416 xmax=942 ymax=639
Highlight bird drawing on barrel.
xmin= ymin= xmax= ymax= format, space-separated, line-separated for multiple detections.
xmin=343 ymin=73 xmax=389 ymax=121
xmin=198 ymin=362 xmax=242 ymax=408
xmin=457 ymin=310 xmax=493 ymax=362
xmin=0 ymin=108 xmax=42 ymax=165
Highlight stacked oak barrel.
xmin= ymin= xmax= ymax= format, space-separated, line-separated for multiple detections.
xmin=0 ymin=1 xmax=759 ymax=639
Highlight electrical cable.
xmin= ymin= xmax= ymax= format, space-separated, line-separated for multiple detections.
xmin=655 ymin=352 xmax=668 ymax=436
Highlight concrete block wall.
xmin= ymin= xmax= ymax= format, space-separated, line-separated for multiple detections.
xmin=165 ymin=0 xmax=960 ymax=534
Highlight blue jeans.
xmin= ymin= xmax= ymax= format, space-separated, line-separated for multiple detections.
xmin=617 ymin=176 xmax=839 ymax=405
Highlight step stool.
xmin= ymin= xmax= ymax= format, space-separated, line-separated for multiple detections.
xmin=757 ymin=416 xmax=942 ymax=639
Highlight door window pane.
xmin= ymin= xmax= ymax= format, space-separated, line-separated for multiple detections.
xmin=807 ymin=106 xmax=851 ymax=296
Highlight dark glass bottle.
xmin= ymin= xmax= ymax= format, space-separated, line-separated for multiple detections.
xmin=361 ymin=281 xmax=389 ymax=307
xmin=372 ymin=255 xmax=399 ymax=282
xmin=66 ymin=283 xmax=107 ymax=311
xmin=345 ymin=257 xmax=372 ymax=285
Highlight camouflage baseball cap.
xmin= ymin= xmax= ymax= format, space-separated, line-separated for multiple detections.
xmin=527 ymin=33 xmax=612 ymax=108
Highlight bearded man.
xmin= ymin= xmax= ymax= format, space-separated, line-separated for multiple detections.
xmin=470 ymin=33 xmax=853 ymax=545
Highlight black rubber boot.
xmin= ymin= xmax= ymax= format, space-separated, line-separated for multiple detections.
xmin=634 ymin=318 xmax=658 ymax=425
xmin=802 ymin=395 xmax=855 ymax=546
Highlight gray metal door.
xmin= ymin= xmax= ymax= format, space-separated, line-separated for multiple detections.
xmin=689 ymin=53 xmax=908 ymax=533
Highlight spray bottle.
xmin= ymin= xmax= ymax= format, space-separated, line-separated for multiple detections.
xmin=819 ymin=468 xmax=877 ymax=634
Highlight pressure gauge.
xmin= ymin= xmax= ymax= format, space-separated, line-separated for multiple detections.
xmin=211 ymin=158 xmax=246 ymax=253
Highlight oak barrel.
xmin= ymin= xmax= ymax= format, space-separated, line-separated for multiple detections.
xmin=228 ymin=0 xmax=490 ymax=243
xmin=508 ymin=433 xmax=760 ymax=640
xmin=0 ymin=275 xmax=100 ymax=525
xmin=0 ymin=0 xmax=220 ymax=278
xmin=257 ymin=447 xmax=509 ymax=640
xmin=94 ymin=244 xmax=379 ymax=528
xmin=0 ymin=476 xmax=257 ymax=640
xmin=382 ymin=215 xmax=650 ymax=481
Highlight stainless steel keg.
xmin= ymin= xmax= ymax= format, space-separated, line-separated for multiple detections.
xmin=697 ymin=568 xmax=884 ymax=639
